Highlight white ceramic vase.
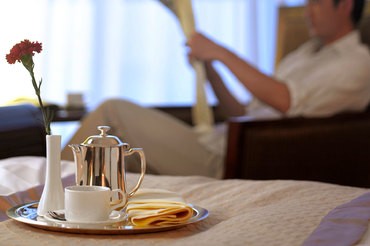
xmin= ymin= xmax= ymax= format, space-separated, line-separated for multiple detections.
xmin=37 ymin=135 xmax=65 ymax=216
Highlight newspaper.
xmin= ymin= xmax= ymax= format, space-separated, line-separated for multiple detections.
xmin=159 ymin=0 xmax=214 ymax=133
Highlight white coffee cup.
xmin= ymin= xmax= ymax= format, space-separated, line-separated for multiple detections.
xmin=64 ymin=185 xmax=126 ymax=222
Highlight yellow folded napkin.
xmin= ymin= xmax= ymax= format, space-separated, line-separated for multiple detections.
xmin=126 ymin=188 xmax=193 ymax=227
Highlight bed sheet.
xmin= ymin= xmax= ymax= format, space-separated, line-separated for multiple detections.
xmin=0 ymin=156 xmax=75 ymax=196
xmin=0 ymin=156 xmax=369 ymax=245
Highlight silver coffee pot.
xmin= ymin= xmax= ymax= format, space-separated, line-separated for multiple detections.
xmin=69 ymin=126 xmax=146 ymax=205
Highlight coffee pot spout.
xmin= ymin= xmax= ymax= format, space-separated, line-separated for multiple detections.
xmin=68 ymin=144 xmax=85 ymax=185
xmin=69 ymin=144 xmax=84 ymax=159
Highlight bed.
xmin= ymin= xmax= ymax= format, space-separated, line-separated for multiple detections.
xmin=1 ymin=156 xmax=370 ymax=246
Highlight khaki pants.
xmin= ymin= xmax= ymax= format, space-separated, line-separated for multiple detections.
xmin=62 ymin=99 xmax=224 ymax=178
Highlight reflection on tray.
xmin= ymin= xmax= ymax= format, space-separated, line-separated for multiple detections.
xmin=16 ymin=203 xmax=38 ymax=220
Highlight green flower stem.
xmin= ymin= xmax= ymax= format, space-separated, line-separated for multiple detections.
xmin=29 ymin=69 xmax=51 ymax=135
xmin=21 ymin=55 xmax=51 ymax=135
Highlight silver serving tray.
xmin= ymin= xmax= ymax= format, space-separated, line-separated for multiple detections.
xmin=6 ymin=202 xmax=208 ymax=235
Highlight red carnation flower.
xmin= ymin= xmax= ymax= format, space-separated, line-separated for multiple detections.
xmin=5 ymin=39 xmax=51 ymax=135
xmin=5 ymin=39 xmax=42 ymax=64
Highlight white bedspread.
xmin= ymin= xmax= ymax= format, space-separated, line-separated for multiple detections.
xmin=0 ymin=156 xmax=75 ymax=196
xmin=0 ymin=156 xmax=369 ymax=246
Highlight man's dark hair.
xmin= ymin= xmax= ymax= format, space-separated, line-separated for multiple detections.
xmin=333 ymin=0 xmax=365 ymax=25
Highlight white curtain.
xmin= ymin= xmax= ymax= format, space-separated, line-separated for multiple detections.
xmin=0 ymin=0 xmax=305 ymax=110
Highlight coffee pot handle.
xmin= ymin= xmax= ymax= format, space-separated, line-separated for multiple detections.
xmin=126 ymin=148 xmax=146 ymax=198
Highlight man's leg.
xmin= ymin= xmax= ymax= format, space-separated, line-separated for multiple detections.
xmin=62 ymin=99 xmax=224 ymax=178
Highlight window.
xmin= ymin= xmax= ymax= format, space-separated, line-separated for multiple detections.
xmin=0 ymin=0 xmax=305 ymax=110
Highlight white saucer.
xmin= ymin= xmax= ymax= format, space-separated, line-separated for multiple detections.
xmin=44 ymin=210 xmax=127 ymax=225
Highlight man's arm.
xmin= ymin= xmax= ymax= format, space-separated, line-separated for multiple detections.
xmin=219 ymin=48 xmax=291 ymax=113
xmin=204 ymin=61 xmax=246 ymax=117
xmin=188 ymin=33 xmax=291 ymax=113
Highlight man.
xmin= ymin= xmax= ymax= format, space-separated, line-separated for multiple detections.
xmin=188 ymin=0 xmax=370 ymax=119
xmin=62 ymin=0 xmax=370 ymax=179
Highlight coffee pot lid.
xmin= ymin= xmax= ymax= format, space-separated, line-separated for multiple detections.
xmin=82 ymin=126 xmax=130 ymax=148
